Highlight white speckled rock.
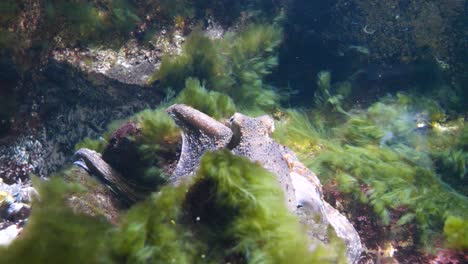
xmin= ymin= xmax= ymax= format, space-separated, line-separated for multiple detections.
xmin=0 ymin=225 xmax=22 ymax=246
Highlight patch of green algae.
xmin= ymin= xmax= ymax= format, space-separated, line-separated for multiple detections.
xmin=109 ymin=151 xmax=345 ymax=263
xmin=188 ymin=151 xmax=346 ymax=263
xmin=70 ymin=25 xmax=467 ymax=253
xmin=273 ymin=92 xmax=468 ymax=248
xmin=0 ymin=151 xmax=346 ymax=263
xmin=444 ymin=215 xmax=468 ymax=251
xmin=175 ymin=77 xmax=236 ymax=119
xmin=0 ymin=176 xmax=111 ymax=264
xmin=149 ymin=23 xmax=283 ymax=114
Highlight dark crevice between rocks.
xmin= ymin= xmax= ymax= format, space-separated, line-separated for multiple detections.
xmin=0 ymin=59 xmax=20 ymax=140
xmin=226 ymin=118 xmax=241 ymax=150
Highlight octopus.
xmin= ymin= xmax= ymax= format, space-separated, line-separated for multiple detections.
xmin=74 ymin=104 xmax=362 ymax=263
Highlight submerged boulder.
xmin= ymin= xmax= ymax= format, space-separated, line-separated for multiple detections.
xmin=74 ymin=104 xmax=362 ymax=263
xmin=227 ymin=111 xmax=361 ymax=263
xmin=0 ymin=178 xmax=36 ymax=246
xmin=169 ymin=104 xmax=362 ymax=263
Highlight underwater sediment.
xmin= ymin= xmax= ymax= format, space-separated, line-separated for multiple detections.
xmin=1 ymin=0 xmax=467 ymax=263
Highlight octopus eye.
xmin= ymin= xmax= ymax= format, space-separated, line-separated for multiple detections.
xmin=229 ymin=116 xmax=235 ymax=122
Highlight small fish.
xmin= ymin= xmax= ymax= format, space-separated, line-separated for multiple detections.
xmin=336 ymin=45 xmax=370 ymax=57
xmin=348 ymin=45 xmax=370 ymax=55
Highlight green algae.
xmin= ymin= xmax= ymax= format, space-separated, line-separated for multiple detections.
xmin=73 ymin=21 xmax=283 ymax=157
xmin=7 ymin=6 xmax=465 ymax=258
xmin=130 ymin=108 xmax=181 ymax=186
xmin=45 ymin=0 xmax=140 ymax=46
xmin=0 ymin=151 xmax=346 ymax=263
xmin=149 ymin=23 xmax=283 ymax=114
xmin=272 ymin=109 xmax=332 ymax=163
xmin=72 ymin=107 xmax=180 ymax=191
xmin=314 ymin=71 xmax=351 ymax=115
xmin=67 ymin=20 xmax=467 ymax=255
xmin=220 ymin=24 xmax=282 ymax=113
xmin=190 ymin=151 xmax=346 ymax=263
xmin=74 ymin=137 xmax=107 ymax=153
xmin=273 ymin=69 xmax=467 ymax=248
xmin=109 ymin=182 xmax=198 ymax=263
xmin=273 ymin=92 xmax=468 ymax=248
xmin=149 ymin=30 xmax=223 ymax=91
xmin=0 ymin=176 xmax=112 ymax=264
xmin=443 ymin=215 xmax=468 ymax=251
xmin=110 ymin=150 xmax=346 ymax=263
xmin=175 ymin=77 xmax=236 ymax=119
xmin=0 ymin=0 xmax=18 ymax=22
xmin=133 ymin=108 xmax=180 ymax=147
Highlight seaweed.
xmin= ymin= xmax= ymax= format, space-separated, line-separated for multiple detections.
xmin=339 ymin=117 xmax=385 ymax=146
xmin=130 ymin=108 xmax=181 ymax=186
xmin=0 ymin=151 xmax=347 ymax=263
xmin=175 ymin=77 xmax=236 ymax=119
xmin=0 ymin=176 xmax=111 ymax=264
xmin=190 ymin=151 xmax=347 ymax=263
xmin=74 ymin=137 xmax=107 ymax=153
xmin=132 ymin=108 xmax=180 ymax=148
xmin=443 ymin=215 xmax=468 ymax=251
xmin=71 ymin=107 xmax=180 ymax=189
xmin=314 ymin=71 xmax=352 ymax=115
xmin=273 ymin=93 xmax=468 ymax=249
xmin=44 ymin=0 xmax=140 ymax=46
xmin=194 ymin=0 xmax=280 ymax=25
xmin=272 ymin=109 xmax=331 ymax=164
xmin=0 ymin=0 xmax=19 ymax=30
xmin=150 ymin=23 xmax=283 ymax=114
xmin=108 ymin=181 xmax=199 ymax=263
xmin=148 ymin=30 xmax=223 ymax=91
xmin=221 ymin=24 xmax=282 ymax=113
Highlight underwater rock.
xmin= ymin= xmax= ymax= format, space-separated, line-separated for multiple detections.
xmin=102 ymin=121 xmax=144 ymax=179
xmin=0 ymin=60 xmax=163 ymax=182
xmin=4 ymin=203 xmax=30 ymax=222
xmin=52 ymin=40 xmax=163 ymax=86
xmin=228 ymin=113 xmax=298 ymax=211
xmin=0 ymin=136 xmax=45 ymax=184
xmin=72 ymin=104 xmax=361 ymax=263
xmin=64 ymin=166 xmax=121 ymax=224
xmin=0 ymin=178 xmax=36 ymax=245
xmin=170 ymin=104 xmax=361 ymax=263
xmin=166 ymin=104 xmax=233 ymax=184
xmin=0 ymin=225 xmax=22 ymax=246
xmin=228 ymin=112 xmax=362 ymax=264
xmin=0 ymin=179 xmax=36 ymax=210
xmin=73 ymin=148 xmax=151 ymax=205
